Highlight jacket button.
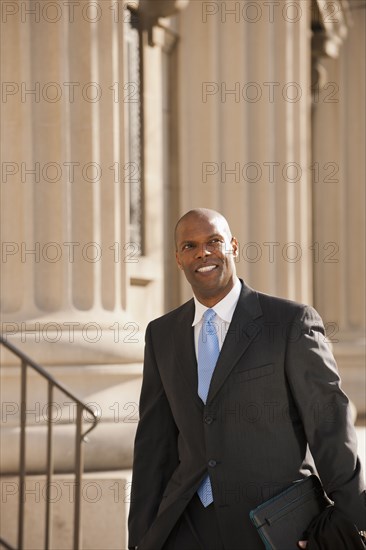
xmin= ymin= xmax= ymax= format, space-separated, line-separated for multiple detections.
xmin=204 ymin=416 xmax=213 ymax=424
xmin=208 ymin=459 xmax=217 ymax=467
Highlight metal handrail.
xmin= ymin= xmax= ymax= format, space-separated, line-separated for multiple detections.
xmin=0 ymin=335 xmax=100 ymax=550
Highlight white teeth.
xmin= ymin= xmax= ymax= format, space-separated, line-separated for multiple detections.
xmin=197 ymin=265 xmax=216 ymax=272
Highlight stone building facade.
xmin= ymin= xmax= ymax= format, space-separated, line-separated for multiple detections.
xmin=1 ymin=0 xmax=365 ymax=547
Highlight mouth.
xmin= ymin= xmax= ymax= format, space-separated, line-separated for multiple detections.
xmin=195 ymin=264 xmax=218 ymax=273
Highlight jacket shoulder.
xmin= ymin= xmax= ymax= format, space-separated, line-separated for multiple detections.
xmin=256 ymin=290 xmax=320 ymax=320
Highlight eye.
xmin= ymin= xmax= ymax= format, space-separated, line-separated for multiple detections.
xmin=182 ymin=243 xmax=193 ymax=250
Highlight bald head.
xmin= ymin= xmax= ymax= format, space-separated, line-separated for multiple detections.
xmin=174 ymin=208 xmax=232 ymax=250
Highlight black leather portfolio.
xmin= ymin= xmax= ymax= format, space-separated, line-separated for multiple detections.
xmin=249 ymin=475 xmax=331 ymax=550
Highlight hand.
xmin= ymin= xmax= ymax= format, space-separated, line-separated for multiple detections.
xmin=298 ymin=542 xmax=308 ymax=549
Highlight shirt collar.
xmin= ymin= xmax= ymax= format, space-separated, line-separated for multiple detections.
xmin=192 ymin=277 xmax=242 ymax=326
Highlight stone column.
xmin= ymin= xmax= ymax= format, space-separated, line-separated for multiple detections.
xmin=312 ymin=1 xmax=366 ymax=412
xmin=177 ymin=1 xmax=312 ymax=304
xmin=1 ymin=1 xmax=141 ymax=346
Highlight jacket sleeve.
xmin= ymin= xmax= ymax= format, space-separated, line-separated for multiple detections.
xmin=128 ymin=322 xmax=179 ymax=549
xmin=285 ymin=305 xmax=366 ymax=530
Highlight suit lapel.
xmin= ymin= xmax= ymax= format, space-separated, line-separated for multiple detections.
xmin=206 ymin=281 xmax=263 ymax=405
xmin=173 ymin=299 xmax=203 ymax=411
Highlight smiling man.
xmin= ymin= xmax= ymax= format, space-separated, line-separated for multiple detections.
xmin=128 ymin=208 xmax=366 ymax=550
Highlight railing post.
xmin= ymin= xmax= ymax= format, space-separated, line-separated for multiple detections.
xmin=73 ymin=403 xmax=84 ymax=550
xmin=45 ymin=382 xmax=54 ymax=549
xmin=18 ymin=360 xmax=27 ymax=550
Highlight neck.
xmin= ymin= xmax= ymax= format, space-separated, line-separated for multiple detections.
xmin=194 ymin=277 xmax=237 ymax=307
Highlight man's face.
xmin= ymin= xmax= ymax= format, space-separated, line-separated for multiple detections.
xmin=175 ymin=213 xmax=238 ymax=305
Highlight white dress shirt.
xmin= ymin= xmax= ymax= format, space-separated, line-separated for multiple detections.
xmin=192 ymin=277 xmax=242 ymax=358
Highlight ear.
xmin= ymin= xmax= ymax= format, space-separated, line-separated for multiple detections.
xmin=231 ymin=237 xmax=239 ymax=257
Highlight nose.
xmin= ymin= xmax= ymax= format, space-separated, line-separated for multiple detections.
xmin=195 ymin=243 xmax=212 ymax=259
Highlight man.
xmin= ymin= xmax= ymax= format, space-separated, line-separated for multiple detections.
xmin=128 ymin=208 xmax=365 ymax=550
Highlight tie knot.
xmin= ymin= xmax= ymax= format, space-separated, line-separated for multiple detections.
xmin=204 ymin=308 xmax=216 ymax=324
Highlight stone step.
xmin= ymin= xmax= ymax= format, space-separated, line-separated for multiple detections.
xmin=0 ymin=470 xmax=132 ymax=550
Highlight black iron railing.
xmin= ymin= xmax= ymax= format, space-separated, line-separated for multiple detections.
xmin=0 ymin=336 xmax=100 ymax=550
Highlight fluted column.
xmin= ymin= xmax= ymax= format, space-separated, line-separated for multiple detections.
xmin=1 ymin=1 xmax=153 ymax=367
xmin=2 ymin=1 xmax=126 ymax=318
xmin=312 ymin=2 xmax=365 ymax=412
xmin=178 ymin=0 xmax=312 ymax=304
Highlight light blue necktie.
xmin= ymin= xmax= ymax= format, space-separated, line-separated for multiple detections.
xmin=197 ymin=308 xmax=220 ymax=507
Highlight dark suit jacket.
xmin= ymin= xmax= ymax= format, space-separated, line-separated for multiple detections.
xmin=128 ymin=280 xmax=365 ymax=550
